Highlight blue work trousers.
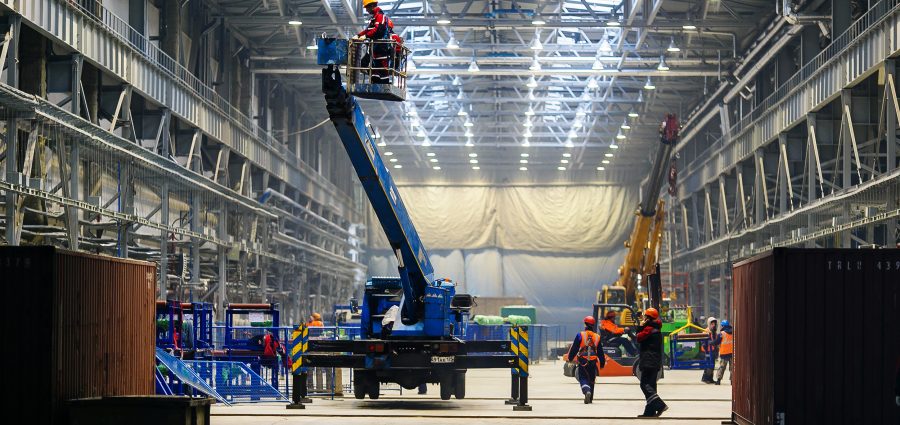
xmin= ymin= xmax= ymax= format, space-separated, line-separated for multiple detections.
xmin=577 ymin=360 xmax=599 ymax=400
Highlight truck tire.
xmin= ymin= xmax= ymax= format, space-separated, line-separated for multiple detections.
xmin=439 ymin=375 xmax=452 ymax=400
xmin=353 ymin=371 xmax=368 ymax=399
xmin=367 ymin=379 xmax=380 ymax=400
xmin=453 ymin=372 xmax=466 ymax=399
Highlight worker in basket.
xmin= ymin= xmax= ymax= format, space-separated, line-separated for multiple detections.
xmin=565 ymin=316 xmax=606 ymax=404
xmin=600 ymin=310 xmax=637 ymax=356
xmin=354 ymin=0 xmax=394 ymax=84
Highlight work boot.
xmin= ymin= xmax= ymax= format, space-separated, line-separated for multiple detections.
xmin=715 ymin=379 xmax=721 ymax=385
xmin=654 ymin=403 xmax=669 ymax=417
xmin=584 ymin=391 xmax=592 ymax=404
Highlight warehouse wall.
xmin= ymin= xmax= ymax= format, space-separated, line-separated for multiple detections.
xmin=367 ymin=184 xmax=636 ymax=328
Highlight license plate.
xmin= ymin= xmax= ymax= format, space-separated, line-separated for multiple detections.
xmin=431 ymin=355 xmax=455 ymax=364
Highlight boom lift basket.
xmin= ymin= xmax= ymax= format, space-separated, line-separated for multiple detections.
xmin=317 ymin=37 xmax=409 ymax=102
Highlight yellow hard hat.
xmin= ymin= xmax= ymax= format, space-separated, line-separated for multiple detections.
xmin=362 ymin=0 xmax=377 ymax=7
xmin=311 ymin=312 xmax=321 ymax=320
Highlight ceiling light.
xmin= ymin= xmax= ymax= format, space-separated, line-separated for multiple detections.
xmin=531 ymin=13 xmax=546 ymax=25
xmin=529 ymin=57 xmax=542 ymax=71
xmin=621 ymin=119 xmax=631 ymax=130
xmin=520 ymin=159 xmax=528 ymax=164
xmin=606 ymin=17 xmax=620 ymax=26
xmin=563 ymin=153 xmax=572 ymax=158
xmin=430 ymin=158 xmax=439 ymax=162
xmin=522 ymin=139 xmax=531 ymax=147
xmin=523 ymin=128 xmax=533 ymax=138
xmin=417 ymin=129 xmax=426 ymax=138
xmin=628 ymin=109 xmax=639 ymax=118
xmin=581 ymin=91 xmax=592 ymax=101
xmin=465 ymin=139 xmax=474 ymax=147
xmin=465 ymin=129 xmax=474 ymax=137
xmin=468 ymin=59 xmax=480 ymax=72
xmin=390 ymin=158 xmax=398 ymax=162
xmin=683 ymin=24 xmax=697 ymax=30
xmin=557 ymin=166 xmax=567 ymax=171
xmin=568 ymin=129 xmax=578 ymax=138
xmin=527 ymin=90 xmax=536 ymax=101
xmin=610 ymin=143 xmax=619 ymax=149
xmin=458 ymin=106 xmax=468 ymax=116
xmin=377 ymin=141 xmax=386 ymax=146
xmin=576 ymin=107 xmax=587 ymax=117
xmin=469 ymin=159 xmax=478 ymax=164
xmin=525 ymin=105 xmax=535 ymax=116
xmin=597 ymin=166 xmax=605 ymax=171
xmin=526 ymin=76 xmax=538 ymax=88
xmin=637 ymin=91 xmax=644 ymax=102
xmin=437 ymin=14 xmax=452 ymax=25
xmin=422 ymin=138 xmax=432 ymax=146
xmin=463 ymin=119 xmax=474 ymax=127
xmin=472 ymin=166 xmax=480 ymax=170
xmin=605 ymin=153 xmax=614 ymax=158
xmin=616 ymin=129 xmax=626 ymax=139
xmin=457 ymin=89 xmax=465 ymax=100
xmin=519 ymin=166 xmax=528 ymax=171
xmin=667 ymin=37 xmax=681 ymax=53
xmin=565 ymin=140 xmax=574 ymax=148
xmin=453 ymin=76 xmax=462 ymax=86
xmin=468 ymin=153 xmax=478 ymax=157
xmin=394 ymin=164 xmax=402 ymax=169
xmin=521 ymin=153 xmax=530 ymax=157
xmin=433 ymin=166 xmax=441 ymax=170
xmin=446 ymin=35 xmax=460 ymax=50
xmin=523 ymin=119 xmax=533 ymax=128
xmin=644 ymin=76 xmax=656 ymax=90
xmin=385 ymin=151 xmax=394 ymax=156
xmin=598 ymin=38 xmax=612 ymax=54
xmin=561 ymin=159 xmax=569 ymax=164
xmin=306 ymin=40 xmax=318 ymax=50
xmin=573 ymin=119 xmax=584 ymax=129
xmin=602 ymin=159 xmax=610 ymax=164
xmin=409 ymin=109 xmax=418 ymax=118
xmin=657 ymin=55 xmax=670 ymax=71
xmin=288 ymin=19 xmax=302 ymax=25
xmin=592 ymin=58 xmax=605 ymax=70
xmin=426 ymin=152 xmax=436 ymax=157
xmin=530 ymin=38 xmax=543 ymax=51
xmin=587 ymin=78 xmax=599 ymax=89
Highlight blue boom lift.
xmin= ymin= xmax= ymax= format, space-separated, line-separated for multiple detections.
xmin=304 ymin=38 xmax=515 ymax=401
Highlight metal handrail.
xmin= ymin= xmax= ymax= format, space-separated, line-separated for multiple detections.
xmin=682 ymin=0 xmax=900 ymax=175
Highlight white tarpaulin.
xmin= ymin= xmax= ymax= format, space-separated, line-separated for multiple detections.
xmin=366 ymin=184 xmax=638 ymax=328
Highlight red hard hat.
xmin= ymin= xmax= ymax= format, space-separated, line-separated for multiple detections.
xmin=644 ymin=308 xmax=659 ymax=319
xmin=583 ymin=316 xmax=596 ymax=326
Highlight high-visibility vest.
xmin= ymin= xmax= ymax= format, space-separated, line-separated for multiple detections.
xmin=719 ymin=331 xmax=733 ymax=355
xmin=577 ymin=331 xmax=600 ymax=362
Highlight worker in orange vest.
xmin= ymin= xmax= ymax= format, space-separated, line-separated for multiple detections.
xmin=307 ymin=312 xmax=324 ymax=327
xmin=715 ymin=320 xmax=733 ymax=385
xmin=599 ymin=310 xmax=637 ymax=356
xmin=566 ymin=316 xmax=606 ymax=404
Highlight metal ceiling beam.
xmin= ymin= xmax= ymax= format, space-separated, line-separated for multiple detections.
xmin=251 ymin=67 xmax=719 ymax=76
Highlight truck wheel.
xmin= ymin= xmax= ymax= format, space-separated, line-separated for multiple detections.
xmin=453 ymin=372 xmax=466 ymax=399
xmin=367 ymin=379 xmax=380 ymax=400
xmin=353 ymin=371 xmax=367 ymax=399
xmin=439 ymin=375 xmax=452 ymax=400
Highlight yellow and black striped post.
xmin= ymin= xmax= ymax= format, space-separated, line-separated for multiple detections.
xmin=287 ymin=324 xmax=311 ymax=409
xmin=513 ymin=325 xmax=532 ymax=411
xmin=505 ymin=326 xmax=520 ymax=405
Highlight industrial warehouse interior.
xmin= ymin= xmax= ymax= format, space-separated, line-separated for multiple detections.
xmin=2 ymin=0 xmax=899 ymax=423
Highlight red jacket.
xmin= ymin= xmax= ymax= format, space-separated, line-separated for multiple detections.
xmin=358 ymin=7 xmax=388 ymax=39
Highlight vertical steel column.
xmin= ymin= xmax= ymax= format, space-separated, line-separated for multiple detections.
xmin=777 ymin=134 xmax=790 ymax=215
xmin=68 ymin=139 xmax=80 ymax=250
xmin=217 ymin=210 xmax=228 ymax=320
xmin=754 ymin=149 xmax=768 ymax=224
xmin=719 ymin=262 xmax=728 ymax=320
xmin=159 ymin=109 xmax=171 ymax=299
xmin=4 ymin=15 xmax=21 ymax=245
xmin=702 ymin=267 xmax=710 ymax=318
xmin=189 ymin=129 xmax=202 ymax=287
xmin=841 ymin=89 xmax=853 ymax=189
xmin=806 ymin=115 xmax=819 ymax=248
xmin=505 ymin=326 xmax=519 ymax=405
xmin=885 ymin=60 xmax=897 ymax=172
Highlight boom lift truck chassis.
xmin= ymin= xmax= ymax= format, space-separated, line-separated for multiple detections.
xmin=303 ymin=38 xmax=516 ymax=401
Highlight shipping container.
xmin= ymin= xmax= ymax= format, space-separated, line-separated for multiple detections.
xmin=3 ymin=246 xmax=156 ymax=425
xmin=732 ymin=248 xmax=899 ymax=425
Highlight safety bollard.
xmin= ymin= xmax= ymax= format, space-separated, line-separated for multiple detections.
xmin=287 ymin=325 xmax=312 ymax=409
xmin=505 ymin=326 xmax=520 ymax=405
xmin=513 ymin=325 xmax=532 ymax=411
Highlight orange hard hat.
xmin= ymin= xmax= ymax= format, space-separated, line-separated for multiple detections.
xmin=311 ymin=312 xmax=322 ymax=320
xmin=644 ymin=308 xmax=659 ymax=319
xmin=583 ymin=316 xmax=596 ymax=326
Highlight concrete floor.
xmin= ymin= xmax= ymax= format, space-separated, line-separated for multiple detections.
xmin=212 ymin=362 xmax=732 ymax=424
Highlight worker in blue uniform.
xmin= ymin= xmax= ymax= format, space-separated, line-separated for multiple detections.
xmin=566 ymin=316 xmax=606 ymax=403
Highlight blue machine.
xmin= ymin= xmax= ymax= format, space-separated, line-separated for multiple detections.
xmin=156 ymin=300 xmax=184 ymax=351
xmin=183 ymin=302 xmax=214 ymax=351
xmin=223 ymin=303 xmax=280 ymax=351
xmin=304 ymin=38 xmax=514 ymax=401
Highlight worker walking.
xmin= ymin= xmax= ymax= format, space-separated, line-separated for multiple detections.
xmin=355 ymin=0 xmax=392 ymax=83
xmin=600 ymin=310 xmax=637 ymax=356
xmin=715 ymin=320 xmax=733 ymax=385
xmin=636 ymin=308 xmax=668 ymax=417
xmin=701 ymin=316 xmax=719 ymax=383
xmin=566 ymin=316 xmax=606 ymax=404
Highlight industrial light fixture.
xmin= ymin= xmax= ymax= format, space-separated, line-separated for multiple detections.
xmin=468 ymin=153 xmax=478 ymax=157
xmin=565 ymin=140 xmax=574 ymax=148
xmin=417 ymin=129 xmax=426 ymax=138
xmin=576 ymin=107 xmax=587 ymax=117
xmin=557 ymin=166 xmax=567 ymax=171
xmin=610 ymin=143 xmax=619 ymax=149
xmin=587 ymin=78 xmax=599 ymax=89
xmin=453 ymin=76 xmax=462 ymax=86
xmin=523 ymin=119 xmax=533 ymax=128
xmin=521 ymin=153 xmax=530 ymax=157
xmin=446 ymin=34 xmax=460 ymax=50
xmin=306 ymin=40 xmax=318 ymax=50
xmin=522 ymin=139 xmax=531 ymax=147
xmin=526 ymin=76 xmax=538 ymax=88
xmin=463 ymin=118 xmax=474 ymax=127
xmin=465 ymin=138 xmax=475 ymax=147
xmin=288 ymin=19 xmax=302 ymax=25
xmin=592 ymin=58 xmax=605 ymax=70
xmin=409 ymin=109 xmax=419 ymax=117
xmin=525 ymin=105 xmax=536 ymax=116
xmin=433 ymin=166 xmax=442 ymax=170
xmin=390 ymin=158 xmax=398 ymax=163
xmin=563 ymin=153 xmax=572 ymax=158
xmin=657 ymin=55 xmax=670 ymax=71
xmin=456 ymin=89 xmax=465 ymax=100
xmin=572 ymin=119 xmax=583 ymax=129
xmin=393 ymin=164 xmax=402 ymax=168
xmin=606 ymin=16 xmax=621 ymax=26
xmin=605 ymin=152 xmax=614 ymax=158
xmin=637 ymin=91 xmax=644 ymax=103
xmin=598 ymin=37 xmax=613 ymax=54
xmin=667 ymin=37 xmax=681 ymax=53
xmin=465 ymin=129 xmax=474 ymax=137
xmin=581 ymin=91 xmax=592 ymax=101
xmin=457 ymin=106 xmax=468 ymax=116
xmin=597 ymin=166 xmax=606 ymax=170
xmin=531 ymin=13 xmax=546 ymax=25
xmin=530 ymin=31 xmax=543 ymax=50
xmin=523 ymin=128 xmax=533 ymax=138
xmin=568 ymin=129 xmax=578 ymax=138
xmin=602 ymin=159 xmax=610 ymax=164
xmin=472 ymin=166 xmax=481 ymax=170
xmin=628 ymin=109 xmax=639 ymax=118
xmin=520 ymin=159 xmax=528 ymax=164
xmin=643 ymin=76 xmax=656 ymax=90
xmin=529 ymin=57 xmax=542 ymax=71
xmin=683 ymin=24 xmax=697 ymax=30
xmin=436 ymin=14 xmax=452 ymax=25
xmin=527 ymin=90 xmax=536 ymax=101
xmin=468 ymin=58 xmax=480 ymax=72
xmin=422 ymin=138 xmax=432 ymax=147
xmin=469 ymin=159 xmax=478 ymax=164
xmin=561 ymin=159 xmax=569 ymax=164
xmin=616 ymin=129 xmax=626 ymax=140
xmin=385 ymin=151 xmax=394 ymax=156
xmin=377 ymin=141 xmax=387 ymax=146
xmin=621 ymin=119 xmax=631 ymax=130
xmin=426 ymin=152 xmax=436 ymax=157
xmin=519 ymin=166 xmax=528 ymax=171
xmin=430 ymin=158 xmax=439 ymax=163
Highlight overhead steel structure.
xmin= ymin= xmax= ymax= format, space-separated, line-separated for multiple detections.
xmin=660 ymin=0 xmax=900 ymax=320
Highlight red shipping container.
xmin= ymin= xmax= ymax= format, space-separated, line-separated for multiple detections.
xmin=2 ymin=246 xmax=156 ymax=424
xmin=732 ymin=248 xmax=899 ymax=425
